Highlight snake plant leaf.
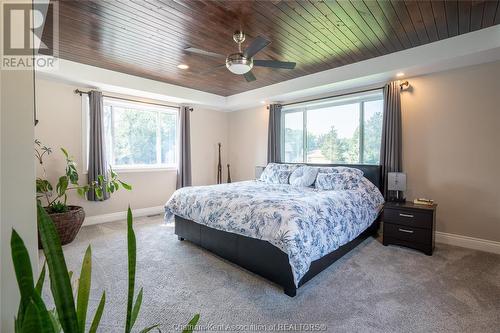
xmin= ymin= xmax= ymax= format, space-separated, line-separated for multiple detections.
xmin=76 ymin=246 xmax=92 ymax=333
xmin=11 ymin=229 xmax=35 ymax=327
xmin=35 ymin=262 xmax=47 ymax=295
xmin=49 ymin=309 xmax=62 ymax=333
xmin=11 ymin=232 xmax=53 ymax=333
xmin=139 ymin=324 xmax=160 ymax=333
xmin=30 ymin=290 xmax=57 ymax=333
xmin=88 ymin=291 xmax=106 ymax=333
xmin=125 ymin=206 xmax=137 ymax=333
xmin=37 ymin=204 xmax=79 ymax=333
xmin=130 ymin=287 xmax=143 ymax=329
xmin=21 ymin=300 xmax=42 ymax=333
xmin=182 ymin=314 xmax=200 ymax=333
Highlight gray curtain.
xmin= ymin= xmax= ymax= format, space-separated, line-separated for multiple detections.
xmin=267 ymin=104 xmax=282 ymax=163
xmin=87 ymin=90 xmax=109 ymax=201
xmin=176 ymin=106 xmax=192 ymax=189
xmin=380 ymin=81 xmax=403 ymax=198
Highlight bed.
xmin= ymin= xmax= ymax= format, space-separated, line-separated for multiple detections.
xmin=165 ymin=164 xmax=384 ymax=297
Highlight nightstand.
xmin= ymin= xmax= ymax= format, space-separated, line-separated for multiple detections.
xmin=382 ymin=201 xmax=437 ymax=255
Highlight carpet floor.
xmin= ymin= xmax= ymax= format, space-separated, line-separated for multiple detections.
xmin=40 ymin=215 xmax=500 ymax=333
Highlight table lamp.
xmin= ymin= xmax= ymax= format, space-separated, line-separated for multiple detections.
xmin=387 ymin=172 xmax=406 ymax=202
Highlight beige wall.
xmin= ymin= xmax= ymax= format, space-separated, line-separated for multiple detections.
xmin=191 ymin=105 xmax=229 ymax=185
xmin=401 ymin=61 xmax=500 ymax=241
xmin=35 ymin=78 xmax=228 ymax=218
xmin=228 ymin=106 xmax=268 ymax=181
xmin=227 ymin=61 xmax=500 ymax=242
xmin=35 ymin=61 xmax=500 ymax=242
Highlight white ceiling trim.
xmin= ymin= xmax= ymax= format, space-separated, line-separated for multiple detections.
xmin=37 ymin=59 xmax=226 ymax=109
xmin=38 ymin=25 xmax=500 ymax=112
xmin=225 ymin=24 xmax=500 ymax=111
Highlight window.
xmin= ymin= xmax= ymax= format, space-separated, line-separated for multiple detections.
xmin=282 ymin=91 xmax=383 ymax=164
xmin=102 ymin=98 xmax=178 ymax=170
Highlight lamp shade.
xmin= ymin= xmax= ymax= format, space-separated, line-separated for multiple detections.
xmin=387 ymin=172 xmax=406 ymax=191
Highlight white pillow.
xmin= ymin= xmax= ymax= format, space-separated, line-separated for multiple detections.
xmin=289 ymin=166 xmax=318 ymax=187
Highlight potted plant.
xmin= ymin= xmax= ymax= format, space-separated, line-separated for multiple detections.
xmin=10 ymin=205 xmax=199 ymax=332
xmin=35 ymin=140 xmax=132 ymax=246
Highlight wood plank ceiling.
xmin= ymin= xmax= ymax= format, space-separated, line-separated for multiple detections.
xmin=42 ymin=0 xmax=500 ymax=96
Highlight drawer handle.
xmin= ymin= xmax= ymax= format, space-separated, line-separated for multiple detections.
xmin=399 ymin=213 xmax=414 ymax=218
xmin=398 ymin=228 xmax=414 ymax=234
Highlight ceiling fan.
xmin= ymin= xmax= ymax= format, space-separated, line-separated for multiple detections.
xmin=184 ymin=31 xmax=296 ymax=82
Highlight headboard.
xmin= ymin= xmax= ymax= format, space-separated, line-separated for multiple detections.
xmin=281 ymin=163 xmax=383 ymax=191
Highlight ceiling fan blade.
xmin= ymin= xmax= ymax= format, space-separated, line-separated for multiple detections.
xmin=243 ymin=71 xmax=256 ymax=82
xmin=184 ymin=47 xmax=226 ymax=59
xmin=243 ymin=36 xmax=271 ymax=58
xmin=253 ymin=60 xmax=296 ymax=69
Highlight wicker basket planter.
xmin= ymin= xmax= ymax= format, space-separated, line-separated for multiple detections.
xmin=38 ymin=206 xmax=85 ymax=249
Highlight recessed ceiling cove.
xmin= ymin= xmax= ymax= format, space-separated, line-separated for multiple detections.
xmin=42 ymin=0 xmax=500 ymax=96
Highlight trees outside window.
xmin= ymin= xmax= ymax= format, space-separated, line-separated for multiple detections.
xmin=103 ymin=99 xmax=178 ymax=169
xmin=282 ymin=94 xmax=383 ymax=164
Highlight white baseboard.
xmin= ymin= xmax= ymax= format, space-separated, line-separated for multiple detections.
xmin=84 ymin=206 xmax=164 ymax=226
xmin=436 ymin=231 xmax=500 ymax=255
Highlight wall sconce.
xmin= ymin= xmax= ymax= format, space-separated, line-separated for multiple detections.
xmin=400 ymin=80 xmax=410 ymax=91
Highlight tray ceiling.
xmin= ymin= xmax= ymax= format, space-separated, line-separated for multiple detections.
xmin=42 ymin=0 xmax=500 ymax=96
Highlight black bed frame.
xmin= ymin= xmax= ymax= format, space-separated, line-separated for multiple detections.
xmin=174 ymin=164 xmax=383 ymax=297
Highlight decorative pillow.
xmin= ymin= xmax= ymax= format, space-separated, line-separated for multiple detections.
xmin=260 ymin=163 xmax=299 ymax=184
xmin=274 ymin=170 xmax=293 ymax=184
xmin=317 ymin=166 xmax=364 ymax=178
xmin=315 ymin=172 xmax=362 ymax=191
xmin=289 ymin=166 xmax=318 ymax=187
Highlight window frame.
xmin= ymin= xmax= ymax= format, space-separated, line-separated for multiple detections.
xmin=280 ymin=90 xmax=383 ymax=165
xmin=83 ymin=96 xmax=179 ymax=173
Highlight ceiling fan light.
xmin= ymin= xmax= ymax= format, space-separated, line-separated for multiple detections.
xmin=227 ymin=63 xmax=252 ymax=75
xmin=226 ymin=53 xmax=253 ymax=75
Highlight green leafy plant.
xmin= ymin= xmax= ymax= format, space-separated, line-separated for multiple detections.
xmin=50 ymin=202 xmax=69 ymax=214
xmin=35 ymin=140 xmax=132 ymax=213
xmin=11 ymin=205 xmax=200 ymax=332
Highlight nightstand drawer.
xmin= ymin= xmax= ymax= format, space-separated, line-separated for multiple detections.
xmin=383 ymin=209 xmax=433 ymax=229
xmin=384 ymin=223 xmax=431 ymax=244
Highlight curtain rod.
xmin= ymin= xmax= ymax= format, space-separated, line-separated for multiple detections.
xmin=74 ymin=89 xmax=192 ymax=111
xmin=270 ymin=81 xmax=409 ymax=109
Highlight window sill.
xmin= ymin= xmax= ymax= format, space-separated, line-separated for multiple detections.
xmin=82 ymin=167 xmax=177 ymax=174
xmin=113 ymin=167 xmax=178 ymax=174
